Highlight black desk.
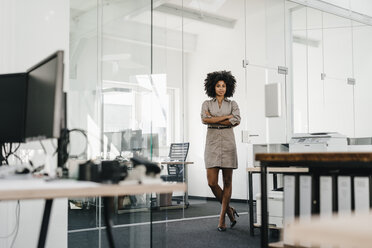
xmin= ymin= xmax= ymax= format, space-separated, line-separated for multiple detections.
xmin=255 ymin=152 xmax=372 ymax=248
xmin=246 ymin=167 xmax=308 ymax=236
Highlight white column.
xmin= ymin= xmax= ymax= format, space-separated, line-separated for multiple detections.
xmin=0 ymin=0 xmax=69 ymax=247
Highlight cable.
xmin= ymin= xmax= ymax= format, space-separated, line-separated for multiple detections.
xmin=0 ymin=143 xmax=22 ymax=166
xmin=10 ymin=201 xmax=20 ymax=248
xmin=11 ymin=144 xmax=21 ymax=154
xmin=39 ymin=141 xmax=47 ymax=155
xmin=5 ymin=143 xmax=22 ymax=165
xmin=53 ymin=128 xmax=88 ymax=173
xmin=68 ymin=128 xmax=88 ymax=159
xmin=0 ymin=201 xmax=20 ymax=244
xmin=8 ymin=154 xmax=22 ymax=164
xmin=2 ymin=144 xmax=9 ymax=165
xmin=0 ymin=144 xmax=6 ymax=165
xmin=54 ymin=128 xmax=88 ymax=159
xmin=57 ymin=128 xmax=70 ymax=168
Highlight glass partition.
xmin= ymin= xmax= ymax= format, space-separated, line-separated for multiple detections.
xmin=184 ymin=0 xmax=247 ymax=223
xmin=245 ymin=0 xmax=288 ymax=144
xmin=306 ymin=8 xmax=325 ymax=134
xmin=290 ymin=0 xmax=372 ymax=138
xmin=244 ymin=1 xmax=287 ymax=244
xmin=290 ymin=3 xmax=309 ymax=133
xmin=322 ymin=13 xmax=354 ymax=136
xmin=68 ymin=0 xmax=294 ymax=247
xmin=353 ymin=22 xmax=372 ymax=137
xmin=101 ymin=0 xmax=153 ymax=246
xmin=68 ymin=0 xmax=102 ymax=247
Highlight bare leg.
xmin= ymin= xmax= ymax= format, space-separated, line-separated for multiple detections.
xmin=207 ymin=168 xmax=222 ymax=201
xmin=207 ymin=168 xmax=234 ymax=225
xmin=220 ymin=169 xmax=233 ymax=226
xmin=207 ymin=168 xmax=225 ymax=227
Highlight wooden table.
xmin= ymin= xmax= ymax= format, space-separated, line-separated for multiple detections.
xmin=284 ymin=212 xmax=372 ymax=248
xmin=0 ymin=177 xmax=186 ymax=248
xmin=246 ymin=167 xmax=308 ymax=236
xmin=255 ymin=152 xmax=372 ymax=248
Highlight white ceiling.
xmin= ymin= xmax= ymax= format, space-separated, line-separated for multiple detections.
xmin=307 ymin=0 xmax=372 ymax=19
xmin=70 ymin=0 xmax=241 ymax=35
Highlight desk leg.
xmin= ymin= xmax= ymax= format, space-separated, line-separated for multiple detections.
xmin=103 ymin=197 xmax=116 ymax=248
xmin=248 ymin=171 xmax=254 ymax=236
xmin=37 ymin=199 xmax=53 ymax=248
xmin=260 ymin=164 xmax=268 ymax=248
xmin=184 ymin=164 xmax=189 ymax=207
xmin=273 ymin=173 xmax=278 ymax=190
xmin=150 ymin=193 xmax=153 ymax=248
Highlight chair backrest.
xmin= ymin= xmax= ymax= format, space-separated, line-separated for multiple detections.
xmin=167 ymin=143 xmax=189 ymax=177
xmin=168 ymin=143 xmax=189 ymax=162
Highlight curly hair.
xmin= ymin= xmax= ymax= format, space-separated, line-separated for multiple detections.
xmin=204 ymin=70 xmax=236 ymax=98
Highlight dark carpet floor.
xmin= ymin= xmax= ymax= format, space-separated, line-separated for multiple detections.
xmin=68 ymin=199 xmax=275 ymax=248
xmin=68 ymin=199 xmax=250 ymax=230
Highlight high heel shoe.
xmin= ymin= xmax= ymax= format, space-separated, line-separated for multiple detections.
xmin=217 ymin=226 xmax=227 ymax=232
xmin=229 ymin=207 xmax=239 ymax=228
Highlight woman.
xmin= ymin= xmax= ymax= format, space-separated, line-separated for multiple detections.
xmin=200 ymin=70 xmax=241 ymax=232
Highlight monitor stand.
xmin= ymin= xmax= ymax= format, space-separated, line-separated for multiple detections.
xmin=0 ymin=143 xmax=5 ymax=165
xmin=57 ymin=129 xmax=69 ymax=178
xmin=57 ymin=92 xmax=69 ymax=177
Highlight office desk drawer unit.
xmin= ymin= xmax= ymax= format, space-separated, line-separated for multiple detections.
xmin=255 ymin=152 xmax=372 ymax=248
xmin=246 ymin=167 xmax=308 ymax=236
xmin=256 ymin=191 xmax=283 ymax=228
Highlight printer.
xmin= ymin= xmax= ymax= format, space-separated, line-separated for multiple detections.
xmin=289 ymin=132 xmax=347 ymax=152
xmin=256 ymin=188 xmax=283 ymax=228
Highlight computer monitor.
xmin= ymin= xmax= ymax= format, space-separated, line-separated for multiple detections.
xmin=25 ymin=51 xmax=64 ymax=140
xmin=0 ymin=73 xmax=28 ymax=143
xmin=121 ymin=129 xmax=143 ymax=152
xmin=131 ymin=130 xmax=142 ymax=151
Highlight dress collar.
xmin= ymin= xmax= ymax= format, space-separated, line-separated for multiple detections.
xmin=212 ymin=97 xmax=230 ymax=102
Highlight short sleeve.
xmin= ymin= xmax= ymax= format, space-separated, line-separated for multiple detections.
xmin=229 ymin=101 xmax=241 ymax=126
xmin=201 ymin=101 xmax=210 ymax=125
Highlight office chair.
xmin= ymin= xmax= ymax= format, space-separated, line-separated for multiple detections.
xmin=159 ymin=143 xmax=190 ymax=206
xmin=160 ymin=142 xmax=190 ymax=182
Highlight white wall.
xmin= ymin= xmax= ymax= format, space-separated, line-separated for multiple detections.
xmin=185 ymin=0 xmax=290 ymax=200
xmin=185 ymin=0 xmax=248 ymax=200
xmin=0 ymin=0 xmax=69 ymax=247
xmin=0 ymin=199 xmax=67 ymax=248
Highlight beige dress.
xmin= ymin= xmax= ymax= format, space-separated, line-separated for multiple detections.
xmin=200 ymin=98 xmax=241 ymax=169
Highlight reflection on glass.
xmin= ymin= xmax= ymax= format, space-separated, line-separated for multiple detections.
xmin=102 ymin=73 xmax=169 ymax=160
xmin=100 ymin=0 xmax=153 ymax=246
xmin=290 ymin=3 xmax=360 ymax=137
xmin=353 ymin=23 xmax=372 ymax=137
xmin=266 ymin=0 xmax=286 ymax=68
xmin=69 ymin=0 xmax=101 ymax=247
xmin=69 ymin=0 xmax=268 ymax=247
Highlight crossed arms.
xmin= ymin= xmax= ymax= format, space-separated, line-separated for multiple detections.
xmin=202 ymin=111 xmax=235 ymax=126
